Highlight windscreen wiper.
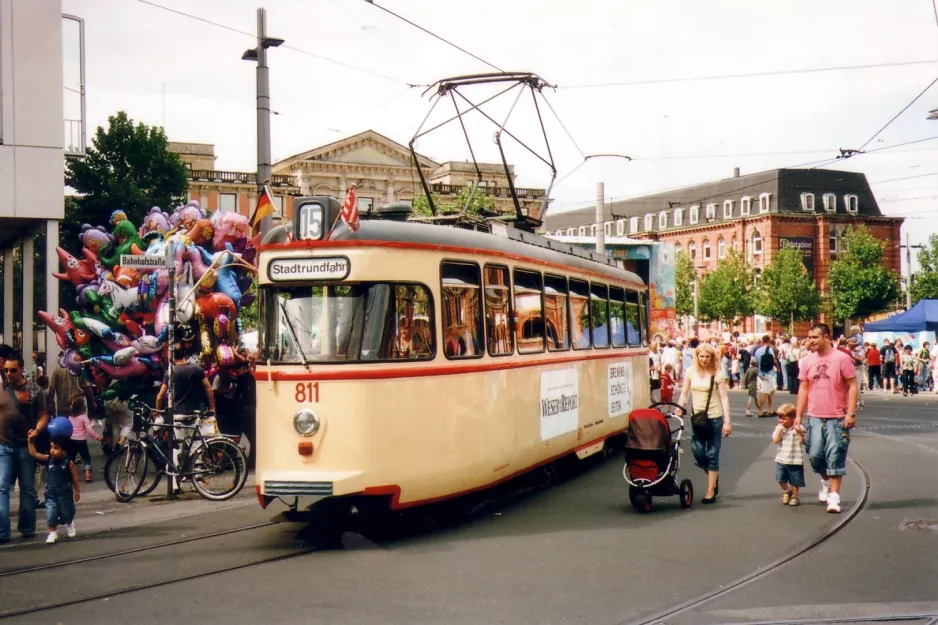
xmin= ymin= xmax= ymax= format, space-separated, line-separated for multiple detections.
xmin=278 ymin=297 xmax=311 ymax=371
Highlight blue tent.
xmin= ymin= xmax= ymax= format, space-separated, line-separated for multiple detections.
xmin=864 ymin=300 xmax=938 ymax=332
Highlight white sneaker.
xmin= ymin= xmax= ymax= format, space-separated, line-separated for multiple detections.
xmin=819 ymin=480 xmax=831 ymax=503
xmin=45 ymin=532 xmax=57 ymax=544
xmin=66 ymin=522 xmax=76 ymax=538
xmin=826 ymin=492 xmax=841 ymax=513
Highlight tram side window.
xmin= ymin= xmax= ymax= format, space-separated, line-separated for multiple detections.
xmin=483 ymin=265 xmax=514 ymax=356
xmin=513 ymin=269 xmax=545 ymax=354
xmin=625 ymin=289 xmax=641 ymax=347
xmin=639 ymin=291 xmax=650 ymax=346
xmin=590 ymin=283 xmax=610 ymax=349
xmin=609 ymin=287 xmax=627 ymax=347
xmin=569 ymin=279 xmax=591 ymax=349
xmin=441 ymin=262 xmax=484 ymax=359
xmin=543 ymin=275 xmax=570 ymax=351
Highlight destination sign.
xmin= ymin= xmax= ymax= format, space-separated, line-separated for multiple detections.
xmin=120 ymin=254 xmax=168 ymax=270
xmin=268 ymin=256 xmax=350 ymax=282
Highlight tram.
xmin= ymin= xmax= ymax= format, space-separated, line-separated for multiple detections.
xmin=253 ymin=200 xmax=650 ymax=514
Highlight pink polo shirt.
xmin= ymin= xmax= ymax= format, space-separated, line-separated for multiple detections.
xmin=798 ymin=349 xmax=856 ymax=418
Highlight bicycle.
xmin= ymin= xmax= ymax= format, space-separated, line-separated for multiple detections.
xmin=112 ymin=397 xmax=248 ymax=502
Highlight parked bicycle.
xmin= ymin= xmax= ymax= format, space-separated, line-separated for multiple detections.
xmin=112 ymin=396 xmax=248 ymax=502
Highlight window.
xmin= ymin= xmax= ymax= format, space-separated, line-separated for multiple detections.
xmin=741 ymin=196 xmax=752 ymax=216
xmin=717 ymin=237 xmax=727 ymax=259
xmin=484 ymin=265 xmax=513 ymax=356
xmin=357 ymin=197 xmax=374 ymax=213
xmin=829 ymin=229 xmax=838 ymax=255
xmin=731 ymin=235 xmax=738 ymax=251
xmin=591 ymin=224 xmax=598 ymax=237
xmin=513 ymin=270 xmax=545 ymax=354
xmin=675 ymin=242 xmax=683 ymax=256
xmin=604 ymin=222 xmax=612 ymax=237
xmin=544 ymin=275 xmax=570 ymax=351
xmin=629 ymin=217 xmax=639 ymax=233
xmin=272 ymin=195 xmax=285 ymax=217
xmin=578 ymin=226 xmax=586 ymax=237
xmin=441 ymin=263 xmax=484 ymax=359
xmin=658 ymin=211 xmax=668 ymax=230
xmin=566 ymin=228 xmax=575 ymax=236
xmin=616 ymin=219 xmax=626 ymax=236
xmin=625 ymin=290 xmax=642 ymax=347
xmin=801 ymin=192 xmax=815 ymax=211
xmin=261 ymin=283 xmax=434 ymax=363
xmin=674 ymin=209 xmax=684 ymax=227
xmin=644 ymin=214 xmax=654 ymax=231
xmin=609 ymin=287 xmax=627 ymax=347
xmin=723 ymin=200 xmax=734 ymax=218
xmin=823 ymin=193 xmax=836 ymax=213
xmin=590 ymin=283 xmax=610 ymax=348
xmin=703 ymin=238 xmax=712 ymax=260
xmin=569 ymin=279 xmax=591 ymax=349
xmin=752 ymin=230 xmax=763 ymax=255
xmin=706 ymin=203 xmax=717 ymax=220
xmin=638 ymin=292 xmax=649 ymax=346
xmin=845 ymin=194 xmax=859 ymax=214
xmin=690 ymin=205 xmax=700 ymax=224
xmin=688 ymin=241 xmax=697 ymax=260
xmin=219 ymin=193 xmax=237 ymax=214
xmin=759 ymin=193 xmax=771 ymax=213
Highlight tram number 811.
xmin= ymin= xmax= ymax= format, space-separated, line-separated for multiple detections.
xmin=295 ymin=382 xmax=320 ymax=403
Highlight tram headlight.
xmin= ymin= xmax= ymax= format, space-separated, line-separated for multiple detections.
xmin=294 ymin=409 xmax=320 ymax=436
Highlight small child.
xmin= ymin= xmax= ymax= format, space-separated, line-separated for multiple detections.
xmin=68 ymin=396 xmax=102 ymax=483
xmin=743 ymin=362 xmax=758 ymax=417
xmin=660 ymin=363 xmax=675 ymax=403
xmin=27 ymin=431 xmax=80 ymax=544
xmin=772 ymin=403 xmax=805 ymax=507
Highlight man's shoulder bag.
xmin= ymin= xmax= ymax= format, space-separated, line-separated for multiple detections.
xmin=691 ymin=375 xmax=716 ymax=435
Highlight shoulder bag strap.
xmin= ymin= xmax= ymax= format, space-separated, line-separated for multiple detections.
xmin=703 ymin=375 xmax=715 ymax=414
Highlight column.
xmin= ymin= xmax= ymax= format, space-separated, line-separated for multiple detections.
xmin=3 ymin=245 xmax=13 ymax=345
xmin=45 ymin=220 xmax=61 ymax=377
xmin=22 ymin=234 xmax=34 ymax=378
xmin=386 ymin=179 xmax=395 ymax=203
xmin=339 ymin=174 xmax=347 ymax=196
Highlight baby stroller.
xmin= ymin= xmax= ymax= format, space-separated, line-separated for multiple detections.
xmin=623 ymin=402 xmax=693 ymax=512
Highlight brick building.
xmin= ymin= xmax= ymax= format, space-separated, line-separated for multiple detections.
xmin=544 ymin=168 xmax=903 ymax=334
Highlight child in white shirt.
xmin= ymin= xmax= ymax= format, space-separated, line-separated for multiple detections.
xmin=772 ymin=403 xmax=805 ymax=506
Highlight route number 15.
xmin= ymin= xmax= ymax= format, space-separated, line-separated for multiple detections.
xmin=295 ymin=382 xmax=319 ymax=403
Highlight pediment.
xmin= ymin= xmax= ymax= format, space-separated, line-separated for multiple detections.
xmin=273 ymin=130 xmax=439 ymax=173
xmin=322 ymin=144 xmax=412 ymax=167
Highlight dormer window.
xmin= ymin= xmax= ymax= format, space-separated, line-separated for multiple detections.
xmin=659 ymin=211 xmax=668 ymax=230
xmin=674 ymin=208 xmax=684 ymax=227
xmin=705 ymin=203 xmax=717 ymax=220
xmin=644 ymin=214 xmax=654 ymax=231
xmin=630 ymin=217 xmax=639 ymax=233
xmin=801 ymin=192 xmax=815 ymax=211
xmin=823 ymin=193 xmax=836 ymax=213
xmin=741 ymin=196 xmax=752 ymax=216
xmin=723 ymin=200 xmax=734 ymax=218
xmin=690 ymin=205 xmax=700 ymax=224
xmin=845 ymin=194 xmax=859 ymax=214
xmin=616 ymin=219 xmax=625 ymax=236
xmin=759 ymin=193 xmax=771 ymax=213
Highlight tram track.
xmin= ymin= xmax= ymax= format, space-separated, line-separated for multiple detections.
xmin=622 ymin=457 xmax=872 ymax=625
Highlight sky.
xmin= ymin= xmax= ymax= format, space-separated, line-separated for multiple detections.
xmin=60 ymin=0 xmax=938 ymax=273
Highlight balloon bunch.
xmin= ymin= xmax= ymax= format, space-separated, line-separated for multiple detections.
xmin=40 ymin=201 xmax=258 ymax=400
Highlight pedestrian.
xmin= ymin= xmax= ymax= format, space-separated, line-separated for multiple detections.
xmin=677 ymin=343 xmax=732 ymax=504
xmin=234 ymin=359 xmax=257 ymax=469
xmin=648 ymin=341 xmax=662 ymax=403
xmin=660 ymin=364 xmax=675 ymax=403
xmin=720 ymin=348 xmax=732 ymax=389
xmin=866 ymin=341 xmax=882 ymax=391
xmin=155 ymin=345 xmax=216 ymax=417
xmin=848 ymin=339 xmax=866 ymax=410
xmin=48 ymin=365 xmax=94 ymax=421
xmin=795 ymin=323 xmax=858 ymax=514
xmin=772 ymin=403 xmax=805 ymax=506
xmin=916 ymin=342 xmax=931 ymax=392
xmin=731 ymin=352 xmax=741 ymax=389
xmin=26 ymin=431 xmax=79 ymax=544
xmin=743 ymin=360 xmax=759 ymax=417
xmin=212 ymin=367 xmax=241 ymax=439
xmin=67 ymin=396 xmax=101 ymax=483
xmin=900 ymin=345 xmax=917 ymax=396
xmin=753 ymin=335 xmax=780 ymax=417
xmin=0 ymin=348 xmax=49 ymax=543
xmin=880 ymin=339 xmax=898 ymax=393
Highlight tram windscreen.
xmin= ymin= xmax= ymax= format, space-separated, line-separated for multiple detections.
xmin=260 ymin=283 xmax=435 ymax=362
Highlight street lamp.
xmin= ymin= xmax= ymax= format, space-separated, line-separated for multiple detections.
xmin=242 ymin=7 xmax=283 ymax=237
xmin=928 ymin=108 xmax=938 ymax=120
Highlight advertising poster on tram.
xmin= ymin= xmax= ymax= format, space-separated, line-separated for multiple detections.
xmin=539 ymin=368 xmax=579 ymax=441
xmin=608 ymin=361 xmax=633 ymax=418
xmin=649 ymin=242 xmax=678 ymax=340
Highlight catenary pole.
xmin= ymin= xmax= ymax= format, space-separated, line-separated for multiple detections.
xmin=256 ymin=7 xmax=273 ymax=237
xmin=595 ymin=182 xmax=605 ymax=255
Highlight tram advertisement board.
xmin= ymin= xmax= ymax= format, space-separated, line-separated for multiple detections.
xmin=649 ymin=242 xmax=678 ymax=340
xmin=539 ymin=368 xmax=579 ymax=441
xmin=608 ymin=361 xmax=633 ymax=418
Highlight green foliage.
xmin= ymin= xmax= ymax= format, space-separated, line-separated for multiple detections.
xmin=0 ymin=226 xmax=46 ymax=340
xmin=411 ymin=185 xmax=496 ymax=217
xmin=239 ymin=279 xmax=259 ymax=332
xmin=674 ymin=251 xmax=696 ymax=317
xmin=911 ymin=233 xmax=938 ymax=304
xmin=828 ymin=226 xmax=899 ymax=320
xmin=754 ymin=246 xmax=820 ymax=331
xmin=697 ymin=251 xmax=753 ymax=326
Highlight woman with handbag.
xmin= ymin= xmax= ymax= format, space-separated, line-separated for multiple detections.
xmin=677 ymin=343 xmax=732 ymax=504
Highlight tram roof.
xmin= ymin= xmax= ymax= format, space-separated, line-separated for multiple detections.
xmin=321 ymin=219 xmax=644 ymax=285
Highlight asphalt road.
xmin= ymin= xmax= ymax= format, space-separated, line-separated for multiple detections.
xmin=1 ymin=390 xmax=937 ymax=625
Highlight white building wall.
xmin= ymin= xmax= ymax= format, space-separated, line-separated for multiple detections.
xmin=0 ymin=0 xmax=64 ymax=220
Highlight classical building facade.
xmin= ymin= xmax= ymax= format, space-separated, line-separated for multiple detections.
xmin=173 ymin=131 xmax=547 ymax=224
xmin=545 ymin=168 xmax=903 ymax=333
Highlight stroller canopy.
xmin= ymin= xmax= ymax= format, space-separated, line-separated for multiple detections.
xmin=626 ymin=409 xmax=671 ymax=452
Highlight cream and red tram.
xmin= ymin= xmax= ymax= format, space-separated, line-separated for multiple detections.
xmin=254 ymin=210 xmax=650 ymax=512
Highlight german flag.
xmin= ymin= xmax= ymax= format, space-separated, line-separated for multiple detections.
xmin=249 ymin=184 xmax=275 ymax=233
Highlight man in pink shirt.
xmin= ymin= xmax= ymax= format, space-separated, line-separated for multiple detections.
xmin=795 ymin=323 xmax=858 ymax=513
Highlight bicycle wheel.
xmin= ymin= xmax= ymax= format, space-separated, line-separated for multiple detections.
xmin=105 ymin=448 xmax=163 ymax=496
xmin=113 ymin=442 xmax=149 ymax=502
xmin=188 ymin=438 xmax=248 ymax=501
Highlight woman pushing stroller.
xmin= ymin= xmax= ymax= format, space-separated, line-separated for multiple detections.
xmin=677 ymin=343 xmax=732 ymax=504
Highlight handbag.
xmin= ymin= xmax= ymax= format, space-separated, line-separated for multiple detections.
xmin=691 ymin=375 xmax=716 ymax=435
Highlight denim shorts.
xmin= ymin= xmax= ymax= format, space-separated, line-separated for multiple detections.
xmin=776 ymin=463 xmax=805 ymax=487
xmin=805 ymin=417 xmax=850 ymax=477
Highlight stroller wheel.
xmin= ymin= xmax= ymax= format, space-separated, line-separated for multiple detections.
xmin=641 ymin=492 xmax=653 ymax=513
xmin=679 ymin=479 xmax=694 ymax=509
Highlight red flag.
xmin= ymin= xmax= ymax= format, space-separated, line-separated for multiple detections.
xmin=340 ymin=185 xmax=359 ymax=232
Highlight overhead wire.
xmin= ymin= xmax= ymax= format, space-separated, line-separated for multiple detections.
xmin=857 ymin=75 xmax=938 ymax=152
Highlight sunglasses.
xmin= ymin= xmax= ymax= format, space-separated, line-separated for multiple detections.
xmin=2 ymin=368 xmax=19 ymax=374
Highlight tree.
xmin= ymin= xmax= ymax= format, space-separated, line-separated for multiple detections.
xmin=674 ymin=251 xmax=696 ymax=319
xmin=411 ymin=185 xmax=496 ymax=217
xmin=754 ymin=246 xmax=820 ymax=331
xmin=697 ymin=251 xmax=753 ymax=327
xmin=911 ymin=233 xmax=938 ymax=304
xmin=828 ymin=226 xmax=899 ymax=321
xmin=239 ymin=280 xmax=259 ymax=332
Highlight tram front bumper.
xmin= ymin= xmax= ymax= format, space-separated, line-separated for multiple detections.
xmin=259 ymin=470 xmax=365 ymax=499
